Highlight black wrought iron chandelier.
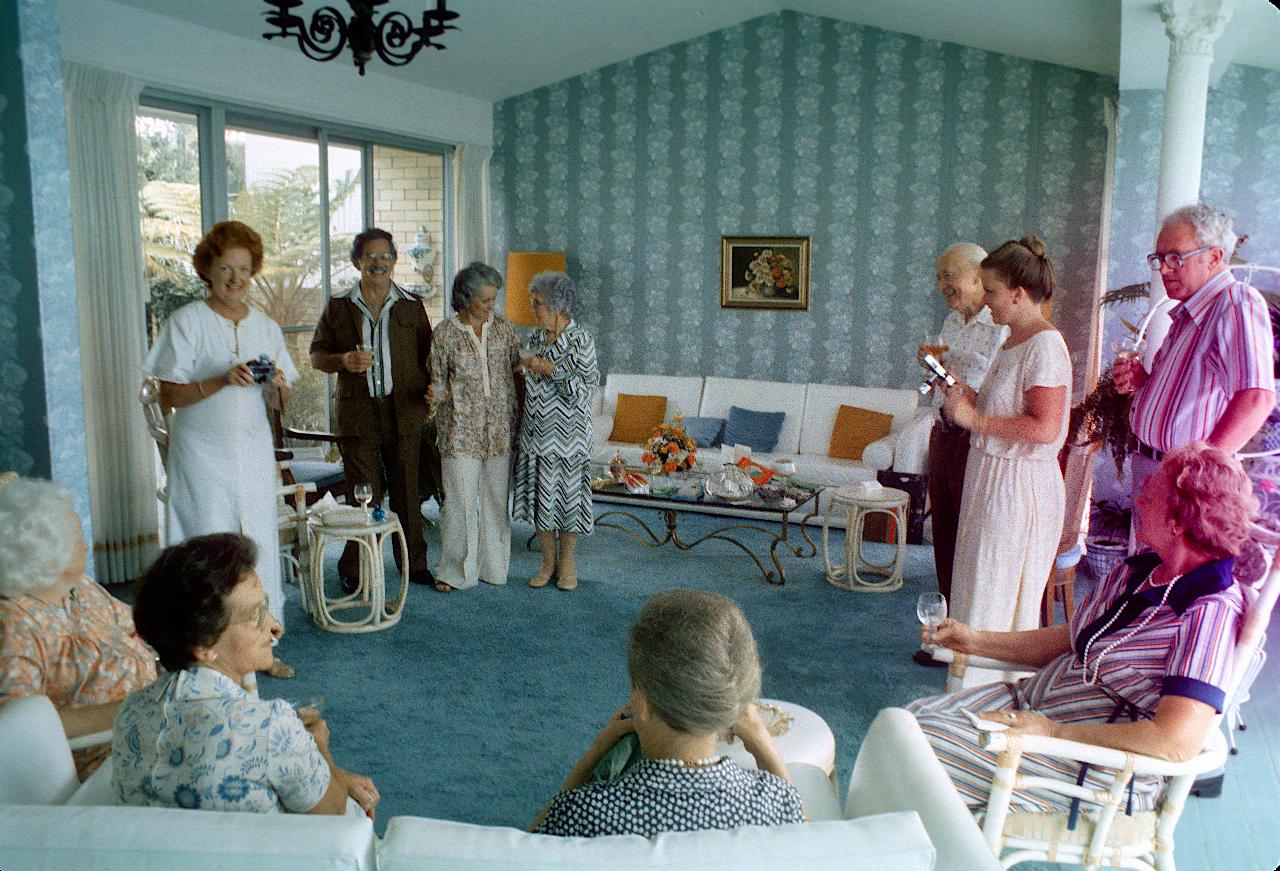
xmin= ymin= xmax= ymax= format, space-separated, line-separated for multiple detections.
xmin=263 ymin=0 xmax=458 ymax=76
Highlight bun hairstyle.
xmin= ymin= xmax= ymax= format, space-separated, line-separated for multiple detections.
xmin=981 ymin=235 xmax=1056 ymax=302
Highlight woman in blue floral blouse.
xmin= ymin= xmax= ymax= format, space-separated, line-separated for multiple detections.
xmin=113 ymin=534 xmax=379 ymax=818
xmin=514 ymin=271 xmax=600 ymax=591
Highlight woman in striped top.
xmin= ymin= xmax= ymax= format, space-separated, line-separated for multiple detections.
xmin=514 ymin=271 xmax=600 ymax=591
xmin=909 ymin=442 xmax=1256 ymax=812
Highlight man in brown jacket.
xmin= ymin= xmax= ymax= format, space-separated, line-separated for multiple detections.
xmin=311 ymin=228 xmax=434 ymax=588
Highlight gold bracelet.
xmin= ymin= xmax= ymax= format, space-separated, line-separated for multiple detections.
xmin=196 ymin=380 xmax=208 ymax=399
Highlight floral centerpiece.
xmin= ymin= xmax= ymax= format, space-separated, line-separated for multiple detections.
xmin=641 ymin=418 xmax=698 ymax=475
xmin=745 ymin=248 xmax=794 ymax=297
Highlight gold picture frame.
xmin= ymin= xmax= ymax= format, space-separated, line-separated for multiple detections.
xmin=720 ymin=236 xmax=810 ymax=311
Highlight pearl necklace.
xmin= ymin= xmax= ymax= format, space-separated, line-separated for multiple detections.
xmin=651 ymin=755 xmax=723 ymax=769
xmin=1081 ymin=570 xmax=1181 ymax=686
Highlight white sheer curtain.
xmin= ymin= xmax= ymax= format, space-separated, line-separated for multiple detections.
xmin=453 ymin=143 xmax=492 ymax=270
xmin=63 ymin=62 xmax=159 ymax=583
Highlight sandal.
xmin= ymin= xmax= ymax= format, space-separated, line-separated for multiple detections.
xmin=556 ymin=576 xmax=578 ymax=591
xmin=528 ymin=567 xmax=554 ymax=588
xmin=266 ymin=656 xmax=296 ymax=679
xmin=433 ymin=581 xmax=455 ymax=593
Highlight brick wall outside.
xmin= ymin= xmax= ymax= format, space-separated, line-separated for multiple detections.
xmin=372 ymin=145 xmax=446 ymax=323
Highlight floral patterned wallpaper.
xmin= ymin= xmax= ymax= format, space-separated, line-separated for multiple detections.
xmin=492 ymin=11 xmax=1112 ymax=393
xmin=1 ymin=0 xmax=92 ymax=528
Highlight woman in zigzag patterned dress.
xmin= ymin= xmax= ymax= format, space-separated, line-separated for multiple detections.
xmin=514 ymin=271 xmax=600 ymax=591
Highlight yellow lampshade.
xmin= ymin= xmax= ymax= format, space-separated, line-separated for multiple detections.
xmin=505 ymin=251 xmax=566 ymax=327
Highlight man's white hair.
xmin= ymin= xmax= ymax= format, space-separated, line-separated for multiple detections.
xmin=1163 ymin=203 xmax=1238 ymax=255
xmin=938 ymin=243 xmax=988 ymax=271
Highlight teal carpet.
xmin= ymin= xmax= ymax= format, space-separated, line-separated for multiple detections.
xmin=260 ymin=506 xmax=959 ymax=834
xmin=252 ymin=505 xmax=1280 ymax=869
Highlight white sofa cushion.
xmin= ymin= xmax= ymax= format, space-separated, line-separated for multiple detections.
xmin=0 ymin=804 xmax=377 ymax=871
xmin=799 ymin=384 xmax=919 ymax=458
xmin=378 ymin=813 xmax=934 ymax=870
xmin=700 ymin=378 xmax=808 ymax=456
xmin=602 ymin=374 xmax=704 ymax=421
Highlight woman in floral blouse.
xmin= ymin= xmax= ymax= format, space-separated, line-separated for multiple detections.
xmin=0 ymin=478 xmax=157 ymax=778
xmin=514 ymin=271 xmax=600 ymax=591
xmin=428 ymin=262 xmax=523 ymax=592
xmin=114 ymin=533 xmax=378 ymax=817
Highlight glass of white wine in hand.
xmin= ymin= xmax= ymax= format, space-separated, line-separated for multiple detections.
xmin=917 ymin=592 xmax=947 ymax=649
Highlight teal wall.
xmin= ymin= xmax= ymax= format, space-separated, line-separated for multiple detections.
xmin=492 ymin=11 xmax=1114 ymax=391
xmin=0 ymin=0 xmax=91 ymax=529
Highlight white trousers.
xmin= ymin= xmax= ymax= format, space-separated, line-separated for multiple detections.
xmin=436 ymin=454 xmax=512 ymax=588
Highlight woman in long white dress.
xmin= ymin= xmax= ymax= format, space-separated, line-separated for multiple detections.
xmin=942 ymin=236 xmax=1071 ymax=687
xmin=143 ymin=221 xmax=299 ymax=678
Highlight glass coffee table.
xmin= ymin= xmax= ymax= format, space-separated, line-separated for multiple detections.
xmin=585 ymin=470 xmax=821 ymax=585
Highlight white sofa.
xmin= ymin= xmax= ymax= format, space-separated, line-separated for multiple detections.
xmin=591 ymin=373 xmax=933 ymax=522
xmin=0 ymin=696 xmax=939 ymax=870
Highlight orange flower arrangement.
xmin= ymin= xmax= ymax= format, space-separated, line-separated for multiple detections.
xmin=640 ymin=418 xmax=697 ymax=474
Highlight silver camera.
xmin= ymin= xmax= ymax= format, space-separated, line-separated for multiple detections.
xmin=917 ymin=353 xmax=957 ymax=396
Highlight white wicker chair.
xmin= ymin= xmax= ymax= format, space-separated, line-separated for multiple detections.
xmin=936 ymin=526 xmax=1280 ymax=870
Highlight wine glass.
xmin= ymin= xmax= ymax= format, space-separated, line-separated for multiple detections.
xmin=353 ymin=483 xmax=373 ymax=519
xmin=916 ymin=592 xmax=947 ymax=648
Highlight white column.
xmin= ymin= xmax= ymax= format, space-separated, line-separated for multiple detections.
xmin=1143 ymin=0 xmax=1233 ymax=361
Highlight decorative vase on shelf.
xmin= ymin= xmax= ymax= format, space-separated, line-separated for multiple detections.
xmin=609 ymin=452 xmax=626 ymax=481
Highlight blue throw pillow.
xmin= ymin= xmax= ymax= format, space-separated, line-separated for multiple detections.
xmin=682 ymin=416 xmax=726 ymax=449
xmin=723 ymin=406 xmax=786 ymax=453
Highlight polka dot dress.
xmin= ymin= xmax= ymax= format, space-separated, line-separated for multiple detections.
xmin=534 ymin=758 xmax=805 ymax=838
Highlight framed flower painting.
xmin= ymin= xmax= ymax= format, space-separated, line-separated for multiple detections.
xmin=720 ymin=236 xmax=810 ymax=310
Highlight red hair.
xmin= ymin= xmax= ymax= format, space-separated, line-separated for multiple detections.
xmin=192 ymin=221 xmax=264 ymax=286
xmin=1162 ymin=442 xmax=1258 ymax=556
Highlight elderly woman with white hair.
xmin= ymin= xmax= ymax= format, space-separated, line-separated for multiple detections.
xmin=428 ymin=262 xmax=524 ymax=592
xmin=514 ymin=271 xmax=600 ymax=591
xmin=531 ymin=590 xmax=804 ymax=836
xmin=0 ymin=478 xmax=156 ymax=777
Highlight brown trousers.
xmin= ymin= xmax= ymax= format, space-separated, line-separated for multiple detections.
xmin=338 ymin=396 xmax=428 ymax=578
xmin=927 ymin=422 xmax=971 ymax=603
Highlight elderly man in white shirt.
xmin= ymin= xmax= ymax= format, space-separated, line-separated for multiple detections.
xmin=915 ymin=243 xmax=1008 ymax=667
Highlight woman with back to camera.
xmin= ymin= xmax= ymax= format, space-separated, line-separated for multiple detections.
xmin=941 ymin=236 xmax=1071 ymax=683
xmin=514 ymin=271 xmax=599 ymax=591
xmin=429 ymin=262 xmax=523 ymax=592
xmin=113 ymin=533 xmax=378 ymax=817
xmin=531 ymin=589 xmax=804 ymax=837
xmin=142 ymin=220 xmax=299 ymax=678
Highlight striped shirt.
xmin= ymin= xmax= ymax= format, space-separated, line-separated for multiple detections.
xmin=1130 ymin=270 xmax=1275 ymax=452
xmin=909 ymin=551 xmax=1242 ymax=813
xmin=336 ymin=282 xmax=414 ymax=399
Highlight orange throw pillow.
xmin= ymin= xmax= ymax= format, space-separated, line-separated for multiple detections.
xmin=609 ymin=394 xmax=668 ymax=443
xmin=828 ymin=405 xmax=894 ymax=460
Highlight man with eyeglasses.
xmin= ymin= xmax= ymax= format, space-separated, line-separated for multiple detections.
xmin=1115 ymin=203 xmax=1274 ymax=529
xmin=312 ymin=228 xmax=435 ymax=591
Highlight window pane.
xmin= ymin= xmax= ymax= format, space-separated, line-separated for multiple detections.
xmin=137 ymin=109 xmax=203 ymax=343
xmin=329 ymin=143 xmax=363 ymax=290
xmin=372 ymin=145 xmax=445 ymax=324
xmin=226 ymin=127 xmax=344 ymax=434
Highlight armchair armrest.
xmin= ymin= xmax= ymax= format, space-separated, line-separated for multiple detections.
xmin=975 ymin=723 xmax=1228 ymax=779
xmin=284 ymin=426 xmax=338 ymax=444
xmin=591 ymin=414 xmax=615 ymax=447
xmin=861 ymin=435 xmax=894 ymax=471
xmin=891 ymin=409 xmax=935 ymax=475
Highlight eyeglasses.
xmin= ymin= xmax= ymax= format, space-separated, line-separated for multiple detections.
xmin=362 ymin=251 xmax=397 ymax=263
xmin=239 ymin=600 xmax=270 ymax=630
xmin=1146 ymin=244 xmax=1213 ymax=271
